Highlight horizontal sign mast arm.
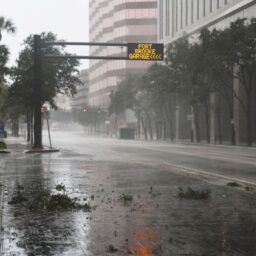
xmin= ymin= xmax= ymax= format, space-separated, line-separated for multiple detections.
xmin=44 ymin=55 xmax=129 ymax=60
xmin=42 ymin=42 xmax=128 ymax=47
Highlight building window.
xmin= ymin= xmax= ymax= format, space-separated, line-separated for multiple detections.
xmin=191 ymin=0 xmax=194 ymax=24
xmin=186 ymin=0 xmax=188 ymax=26
xmin=203 ymin=0 xmax=206 ymax=16
xmin=172 ymin=0 xmax=175 ymax=36
xmin=176 ymin=0 xmax=178 ymax=31
xmin=180 ymin=0 xmax=183 ymax=29
xmin=159 ymin=0 xmax=163 ymax=39
xmin=166 ymin=0 xmax=170 ymax=36
xmin=197 ymin=0 xmax=199 ymax=20
xmin=210 ymin=0 xmax=212 ymax=12
xmin=217 ymin=0 xmax=220 ymax=9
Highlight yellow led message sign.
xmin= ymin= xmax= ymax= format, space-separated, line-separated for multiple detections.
xmin=127 ymin=43 xmax=164 ymax=61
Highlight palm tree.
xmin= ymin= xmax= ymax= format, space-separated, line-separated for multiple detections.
xmin=0 ymin=16 xmax=16 ymax=41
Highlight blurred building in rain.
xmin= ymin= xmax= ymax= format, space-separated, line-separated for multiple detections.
xmin=71 ymin=69 xmax=89 ymax=110
xmin=89 ymin=0 xmax=158 ymax=109
xmin=158 ymin=0 xmax=256 ymax=145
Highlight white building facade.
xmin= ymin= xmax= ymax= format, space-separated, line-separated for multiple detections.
xmin=158 ymin=0 xmax=256 ymax=144
xmin=158 ymin=0 xmax=256 ymax=43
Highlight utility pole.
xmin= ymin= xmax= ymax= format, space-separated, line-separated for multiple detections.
xmin=33 ymin=35 xmax=43 ymax=148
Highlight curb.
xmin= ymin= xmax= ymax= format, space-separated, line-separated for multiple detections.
xmin=0 ymin=150 xmax=10 ymax=154
xmin=24 ymin=148 xmax=60 ymax=154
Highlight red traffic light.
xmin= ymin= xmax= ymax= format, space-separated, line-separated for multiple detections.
xmin=41 ymin=106 xmax=47 ymax=113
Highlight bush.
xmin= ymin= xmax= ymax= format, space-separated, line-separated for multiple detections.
xmin=0 ymin=141 xmax=7 ymax=150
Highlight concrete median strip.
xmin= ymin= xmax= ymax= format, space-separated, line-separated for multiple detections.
xmin=24 ymin=148 xmax=60 ymax=154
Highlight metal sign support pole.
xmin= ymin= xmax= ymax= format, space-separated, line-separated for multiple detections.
xmin=33 ymin=35 xmax=43 ymax=149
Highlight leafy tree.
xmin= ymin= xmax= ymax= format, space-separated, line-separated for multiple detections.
xmin=0 ymin=45 xmax=9 ymax=85
xmin=221 ymin=18 xmax=256 ymax=146
xmin=8 ymin=32 xmax=81 ymax=142
xmin=109 ymin=74 xmax=143 ymax=136
xmin=198 ymin=28 xmax=236 ymax=144
xmin=0 ymin=16 xmax=16 ymax=41
xmin=165 ymin=37 xmax=208 ymax=142
xmin=203 ymin=18 xmax=256 ymax=146
xmin=142 ymin=63 xmax=175 ymax=140
xmin=74 ymin=106 xmax=106 ymax=134
xmin=109 ymin=66 xmax=174 ymax=141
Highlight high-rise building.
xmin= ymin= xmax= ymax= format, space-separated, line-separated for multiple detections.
xmin=158 ymin=0 xmax=256 ymax=44
xmin=158 ymin=0 xmax=256 ymax=144
xmin=89 ymin=0 xmax=158 ymax=109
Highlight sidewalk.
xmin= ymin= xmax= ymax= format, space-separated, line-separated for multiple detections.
xmin=0 ymin=137 xmax=256 ymax=255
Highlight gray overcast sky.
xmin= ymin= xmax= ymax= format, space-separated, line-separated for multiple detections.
xmin=0 ymin=0 xmax=89 ymax=70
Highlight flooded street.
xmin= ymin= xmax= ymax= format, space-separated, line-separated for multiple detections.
xmin=1 ymin=133 xmax=256 ymax=255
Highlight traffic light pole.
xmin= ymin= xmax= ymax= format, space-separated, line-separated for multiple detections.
xmin=32 ymin=36 xmax=163 ymax=149
xmin=33 ymin=35 xmax=43 ymax=149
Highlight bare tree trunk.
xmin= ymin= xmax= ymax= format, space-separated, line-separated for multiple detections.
xmin=156 ymin=121 xmax=160 ymax=140
xmin=194 ymin=105 xmax=201 ymax=143
xmin=30 ymin=113 xmax=34 ymax=145
xmin=26 ymin=111 xmax=31 ymax=142
xmin=204 ymin=100 xmax=210 ymax=143
xmin=216 ymin=101 xmax=222 ymax=144
xmin=137 ymin=117 xmax=141 ymax=139
xmin=246 ymin=99 xmax=252 ymax=146
xmin=12 ymin=117 xmax=19 ymax=137
xmin=141 ymin=117 xmax=148 ymax=140
xmin=146 ymin=111 xmax=153 ymax=140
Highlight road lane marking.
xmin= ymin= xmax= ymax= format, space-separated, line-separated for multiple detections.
xmin=135 ymin=159 xmax=256 ymax=187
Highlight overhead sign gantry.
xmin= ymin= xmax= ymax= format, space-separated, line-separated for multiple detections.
xmin=33 ymin=35 xmax=164 ymax=149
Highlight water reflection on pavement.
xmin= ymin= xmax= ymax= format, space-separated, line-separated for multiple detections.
xmin=0 ymin=150 xmax=256 ymax=255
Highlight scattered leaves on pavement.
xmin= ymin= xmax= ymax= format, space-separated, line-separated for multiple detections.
xmin=177 ymin=187 xmax=210 ymax=200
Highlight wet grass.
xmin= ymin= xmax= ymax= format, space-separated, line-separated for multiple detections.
xmin=177 ymin=187 xmax=211 ymax=200
xmin=226 ymin=182 xmax=241 ymax=187
xmin=29 ymin=191 xmax=51 ymax=211
xmin=29 ymin=191 xmax=92 ymax=212
xmin=0 ymin=141 xmax=7 ymax=150
xmin=119 ymin=193 xmax=133 ymax=206
xmin=8 ymin=191 xmax=28 ymax=205
xmin=47 ymin=194 xmax=91 ymax=212
xmin=55 ymin=184 xmax=66 ymax=191
xmin=9 ymin=187 xmax=92 ymax=212
xmin=119 ymin=193 xmax=133 ymax=202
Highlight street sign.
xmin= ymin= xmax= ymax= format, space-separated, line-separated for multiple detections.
xmin=127 ymin=43 xmax=164 ymax=61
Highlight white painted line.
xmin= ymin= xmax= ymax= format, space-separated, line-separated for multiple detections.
xmin=162 ymin=161 xmax=256 ymax=186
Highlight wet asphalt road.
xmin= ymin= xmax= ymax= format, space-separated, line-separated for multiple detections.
xmin=0 ymin=132 xmax=256 ymax=256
